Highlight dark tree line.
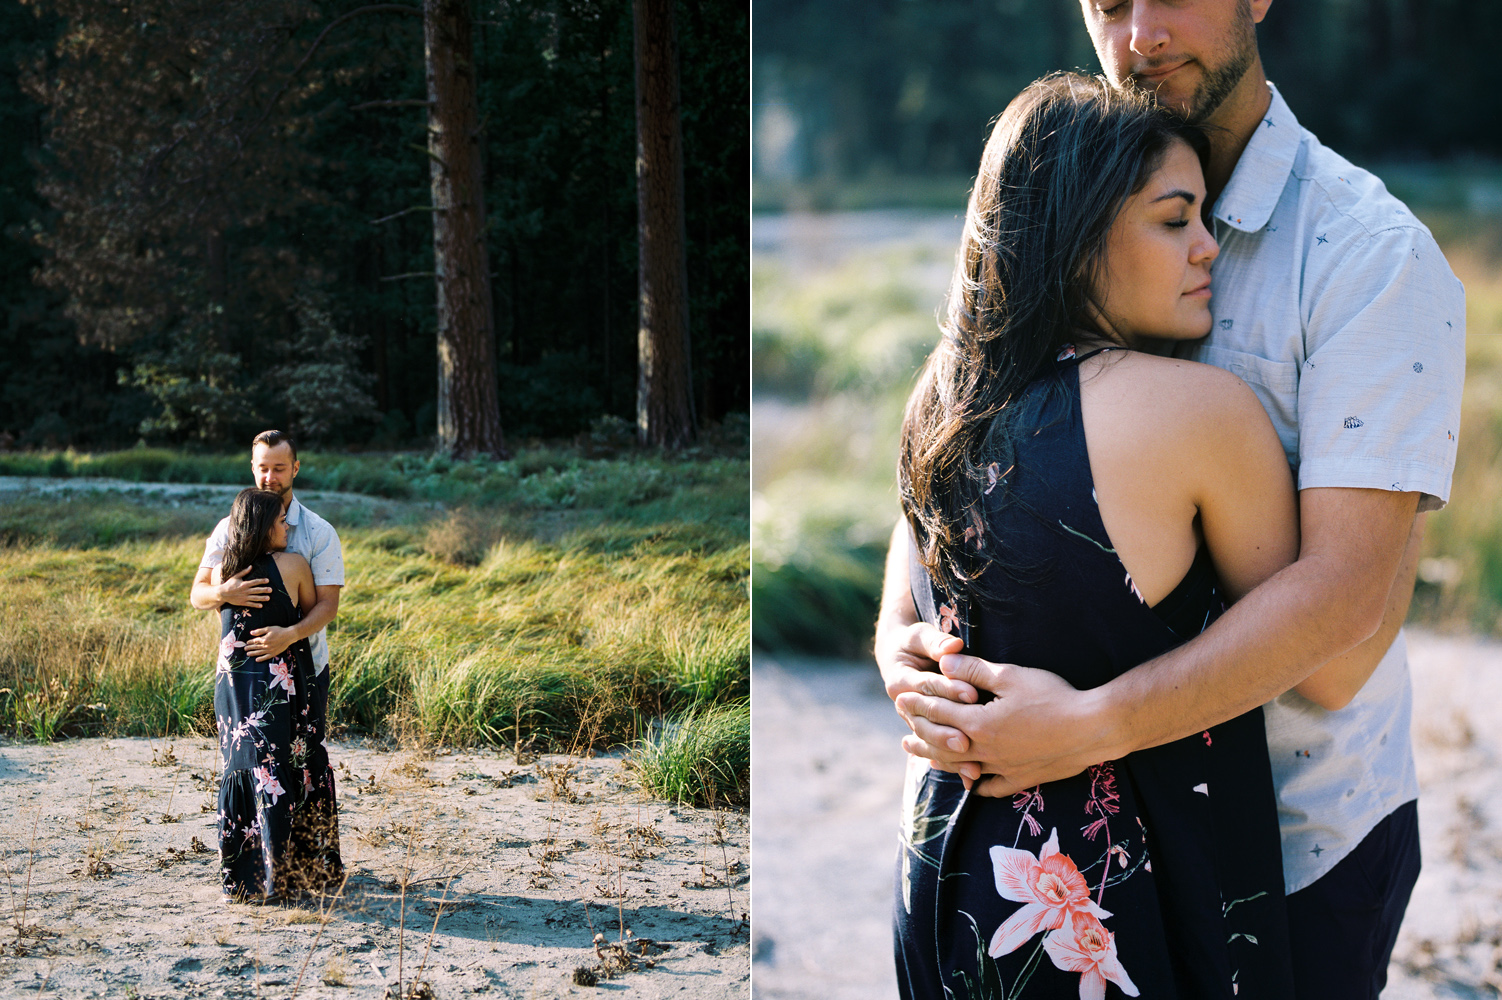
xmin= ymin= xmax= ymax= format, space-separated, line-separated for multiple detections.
xmin=754 ymin=0 xmax=1502 ymax=183
xmin=0 ymin=0 xmax=747 ymax=451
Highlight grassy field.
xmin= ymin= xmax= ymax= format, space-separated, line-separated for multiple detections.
xmin=0 ymin=430 xmax=749 ymax=807
xmin=752 ymin=204 xmax=1502 ymax=655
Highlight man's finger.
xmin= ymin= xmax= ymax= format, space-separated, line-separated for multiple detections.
xmin=911 ymin=671 xmax=979 ymax=704
xmin=909 ymin=622 xmax=964 ymax=663
xmin=972 ymin=774 xmax=1025 ymax=799
xmin=902 ymin=707 xmax=970 ymax=755
xmin=249 ymin=628 xmax=268 ymax=636
xmin=939 ymin=653 xmax=1008 ymax=694
xmin=902 ymin=734 xmax=970 ymax=763
xmin=894 ymin=690 xmax=981 ymax=735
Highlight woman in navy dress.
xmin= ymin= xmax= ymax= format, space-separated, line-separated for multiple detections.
xmin=892 ymin=73 xmax=1311 ymax=999
xmin=213 ymin=488 xmax=343 ymax=902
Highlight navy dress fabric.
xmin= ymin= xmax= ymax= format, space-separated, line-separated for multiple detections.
xmin=894 ymin=351 xmax=1294 ymax=1000
xmin=215 ymin=552 xmax=343 ymax=898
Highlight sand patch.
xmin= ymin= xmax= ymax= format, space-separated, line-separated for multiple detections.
xmin=0 ymin=737 xmax=748 ymax=998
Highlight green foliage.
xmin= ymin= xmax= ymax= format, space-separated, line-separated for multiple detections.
xmin=629 ymin=702 xmax=749 ymax=807
xmin=3 ymin=0 xmax=747 ymax=449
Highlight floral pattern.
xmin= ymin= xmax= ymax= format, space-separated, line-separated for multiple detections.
xmin=215 ymin=553 xmax=342 ymax=900
xmin=894 ymin=353 xmax=1293 ymax=1000
xmin=988 ymin=829 xmax=1111 ymax=958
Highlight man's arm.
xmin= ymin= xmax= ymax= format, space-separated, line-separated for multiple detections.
xmin=245 ymin=584 xmax=341 ymax=662
xmin=894 ymin=486 xmax=1418 ymax=796
xmin=190 ymin=565 xmax=271 ymax=611
xmin=1290 ymin=510 xmax=1423 ymax=710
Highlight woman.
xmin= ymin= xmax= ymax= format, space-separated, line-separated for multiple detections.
xmin=213 ymin=487 xmax=342 ymax=902
xmin=893 ymin=73 xmax=1310 ymax=999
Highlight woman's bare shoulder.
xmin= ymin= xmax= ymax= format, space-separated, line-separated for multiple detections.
xmin=272 ymin=551 xmax=312 ymax=576
xmin=1084 ymin=350 xmax=1264 ymax=428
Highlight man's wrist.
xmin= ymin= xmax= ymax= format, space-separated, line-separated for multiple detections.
xmin=1079 ymin=682 xmax=1135 ymax=762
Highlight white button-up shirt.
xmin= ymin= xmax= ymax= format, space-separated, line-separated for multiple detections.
xmin=1177 ymin=84 xmax=1466 ymax=892
xmin=200 ymin=497 xmax=345 ymax=671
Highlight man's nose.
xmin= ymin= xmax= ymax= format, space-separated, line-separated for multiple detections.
xmin=1129 ymin=5 xmax=1170 ymax=56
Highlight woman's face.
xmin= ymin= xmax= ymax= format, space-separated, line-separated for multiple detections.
xmin=1091 ymin=140 xmax=1219 ymax=345
xmin=269 ymin=510 xmax=289 ymax=551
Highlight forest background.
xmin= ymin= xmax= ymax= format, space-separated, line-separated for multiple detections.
xmin=0 ymin=0 xmax=748 ymax=450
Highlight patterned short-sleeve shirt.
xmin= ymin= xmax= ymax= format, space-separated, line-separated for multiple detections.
xmin=200 ymin=497 xmax=344 ymax=670
xmin=1177 ymin=83 xmax=1465 ymax=892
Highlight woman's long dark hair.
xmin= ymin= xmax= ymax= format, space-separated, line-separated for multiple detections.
xmin=899 ymin=72 xmax=1208 ymax=601
xmin=220 ymin=488 xmax=285 ymax=582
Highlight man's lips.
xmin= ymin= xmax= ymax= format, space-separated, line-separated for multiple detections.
xmin=1135 ymin=60 xmax=1189 ymax=85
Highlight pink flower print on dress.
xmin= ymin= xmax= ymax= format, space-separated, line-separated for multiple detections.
xmin=1124 ymin=569 xmax=1146 ymax=604
xmin=987 ymin=827 xmax=1111 ymax=958
xmin=254 ymin=766 xmax=286 ymax=805
xmin=1042 ymin=911 xmax=1139 ymax=1000
xmin=267 ymin=659 xmax=296 ymax=695
xmin=217 ymin=633 xmax=245 ymax=674
xmin=1057 ymin=344 xmax=1077 ymax=362
xmin=938 ymin=605 xmax=961 ymax=634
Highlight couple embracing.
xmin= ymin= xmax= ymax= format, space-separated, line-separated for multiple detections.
xmin=879 ymin=2 xmax=1463 ymax=998
xmin=189 ymin=429 xmax=346 ymax=903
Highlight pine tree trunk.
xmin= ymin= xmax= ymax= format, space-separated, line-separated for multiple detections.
xmin=633 ymin=0 xmax=695 ymax=448
xmin=426 ymin=0 xmax=506 ymax=458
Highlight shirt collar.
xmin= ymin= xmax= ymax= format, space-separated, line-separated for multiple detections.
xmin=285 ymin=497 xmax=303 ymax=527
xmin=1211 ymin=82 xmax=1301 ymax=234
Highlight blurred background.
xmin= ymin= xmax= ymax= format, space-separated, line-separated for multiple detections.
xmin=751 ymin=2 xmax=1502 ymax=998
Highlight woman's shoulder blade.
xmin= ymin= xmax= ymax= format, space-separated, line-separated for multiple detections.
xmin=272 ymin=551 xmax=311 ymax=575
xmin=1084 ymin=351 xmax=1262 ymax=432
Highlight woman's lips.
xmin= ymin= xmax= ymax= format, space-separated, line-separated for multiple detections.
xmin=1183 ymin=282 xmax=1212 ymax=298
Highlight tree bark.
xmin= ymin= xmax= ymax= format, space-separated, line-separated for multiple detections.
xmin=633 ymin=0 xmax=695 ymax=448
xmin=426 ymin=0 xmax=507 ymax=458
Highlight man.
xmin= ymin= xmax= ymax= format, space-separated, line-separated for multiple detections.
xmin=191 ymin=429 xmax=344 ymax=676
xmin=875 ymin=1 xmax=1464 ymax=995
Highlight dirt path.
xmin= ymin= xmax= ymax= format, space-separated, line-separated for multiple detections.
xmin=0 ymin=738 xmax=749 ymax=998
xmin=752 ymin=630 xmax=1502 ymax=1000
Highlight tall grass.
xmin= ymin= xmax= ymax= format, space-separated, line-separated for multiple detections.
xmin=0 ymin=445 xmax=750 ymax=797
xmin=630 ymin=702 xmax=750 ymax=807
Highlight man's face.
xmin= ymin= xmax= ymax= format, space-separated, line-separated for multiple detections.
xmin=251 ymin=442 xmax=298 ymax=500
xmin=1080 ymin=0 xmax=1264 ymax=124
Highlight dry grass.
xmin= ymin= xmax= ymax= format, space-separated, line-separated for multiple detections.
xmin=0 ymin=466 xmax=748 ymax=768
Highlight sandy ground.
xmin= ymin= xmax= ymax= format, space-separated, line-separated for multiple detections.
xmin=0 ymin=738 xmax=749 ymax=999
xmin=752 ymin=629 xmax=1502 ymax=1000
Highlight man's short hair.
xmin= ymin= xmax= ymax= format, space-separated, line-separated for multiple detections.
xmin=251 ymin=429 xmax=297 ymax=460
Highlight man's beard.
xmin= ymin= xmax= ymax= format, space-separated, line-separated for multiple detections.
xmin=1129 ymin=1 xmax=1256 ymax=124
xmin=1183 ymin=29 xmax=1255 ymax=123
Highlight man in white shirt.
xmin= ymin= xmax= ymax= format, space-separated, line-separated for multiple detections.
xmin=876 ymin=2 xmax=1465 ymax=996
xmin=190 ymin=429 xmax=344 ymax=673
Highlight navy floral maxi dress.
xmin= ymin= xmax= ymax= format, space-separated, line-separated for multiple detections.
xmin=895 ymin=349 xmax=1295 ymax=1000
xmin=215 ymin=552 xmax=343 ymax=899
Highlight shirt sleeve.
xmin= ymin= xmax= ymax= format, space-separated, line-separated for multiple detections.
xmin=1296 ymin=224 xmax=1465 ymax=512
xmin=307 ymin=521 xmax=345 ymax=587
xmin=199 ymin=518 xmax=231 ymax=570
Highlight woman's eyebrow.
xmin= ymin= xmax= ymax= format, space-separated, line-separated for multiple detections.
xmin=1151 ymin=189 xmax=1197 ymax=205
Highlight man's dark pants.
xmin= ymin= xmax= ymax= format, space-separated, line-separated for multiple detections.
xmin=1286 ymin=799 xmax=1421 ymax=999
